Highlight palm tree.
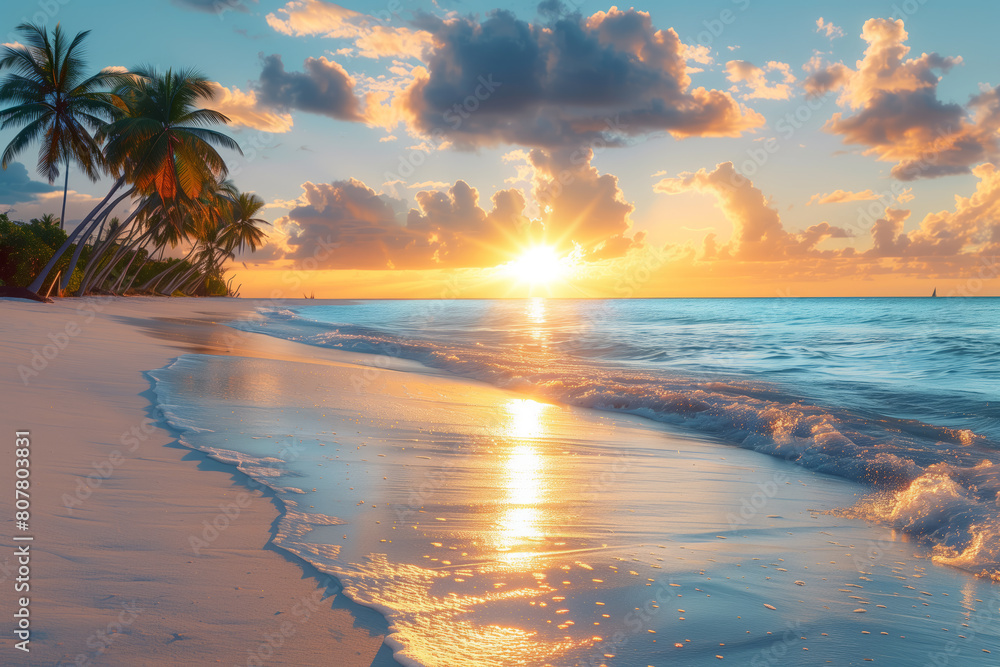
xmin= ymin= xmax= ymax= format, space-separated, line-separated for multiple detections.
xmin=24 ymin=66 xmax=242 ymax=295
xmin=69 ymin=66 xmax=241 ymax=295
xmin=102 ymin=66 xmax=240 ymax=203
xmin=0 ymin=23 xmax=125 ymax=229
xmin=30 ymin=213 xmax=59 ymax=226
xmin=221 ymin=190 xmax=269 ymax=254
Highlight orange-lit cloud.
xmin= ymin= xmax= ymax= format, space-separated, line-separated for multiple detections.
xmin=805 ymin=18 xmax=1000 ymax=180
xmin=815 ymin=17 xmax=844 ymax=40
xmin=655 ymin=162 xmax=851 ymax=260
xmin=266 ymin=0 xmax=432 ymax=59
xmin=202 ymin=82 xmax=294 ymax=133
xmin=258 ymin=178 xmax=536 ymax=270
xmin=725 ymin=60 xmax=796 ymax=100
xmin=807 ymin=189 xmax=880 ymax=205
xmin=868 ymin=162 xmax=1000 ymax=258
xmin=254 ymin=147 xmax=647 ymax=270
xmin=653 ymin=160 xmax=1000 ymax=281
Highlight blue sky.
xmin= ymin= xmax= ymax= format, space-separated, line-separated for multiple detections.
xmin=3 ymin=0 xmax=1000 ymax=295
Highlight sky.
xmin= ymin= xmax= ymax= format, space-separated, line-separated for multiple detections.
xmin=2 ymin=0 xmax=1000 ymax=297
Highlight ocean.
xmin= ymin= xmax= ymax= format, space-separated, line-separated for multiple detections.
xmin=150 ymin=298 xmax=1000 ymax=665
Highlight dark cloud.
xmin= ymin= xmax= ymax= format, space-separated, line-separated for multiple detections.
xmin=0 ymin=162 xmax=59 ymax=204
xmin=255 ymin=54 xmax=363 ymax=122
xmin=397 ymin=7 xmax=761 ymax=148
xmin=170 ymin=0 xmax=256 ymax=14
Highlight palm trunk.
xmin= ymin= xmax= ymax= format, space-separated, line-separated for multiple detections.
xmin=76 ymin=208 xmax=146 ymax=294
xmin=161 ymin=262 xmax=202 ymax=295
xmin=80 ymin=222 xmax=152 ymax=295
xmin=27 ymin=177 xmax=126 ymax=294
xmin=120 ymin=255 xmax=155 ymax=294
xmin=139 ymin=243 xmax=198 ymax=292
xmin=59 ymin=187 xmax=135 ymax=292
xmin=60 ymin=159 xmax=69 ymax=231
xmin=110 ymin=248 xmax=145 ymax=293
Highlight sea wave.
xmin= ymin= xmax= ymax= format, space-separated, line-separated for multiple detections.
xmin=230 ymin=306 xmax=1000 ymax=582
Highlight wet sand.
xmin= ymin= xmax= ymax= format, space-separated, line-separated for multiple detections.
xmin=0 ymin=297 xmax=392 ymax=666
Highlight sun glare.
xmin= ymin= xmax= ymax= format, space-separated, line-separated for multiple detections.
xmin=506 ymin=245 xmax=572 ymax=286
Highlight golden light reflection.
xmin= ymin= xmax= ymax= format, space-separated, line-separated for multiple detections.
xmin=526 ymin=296 xmax=546 ymax=323
xmin=524 ymin=297 xmax=552 ymax=347
xmin=507 ymin=398 xmax=546 ymax=439
xmin=495 ymin=399 xmax=552 ymax=562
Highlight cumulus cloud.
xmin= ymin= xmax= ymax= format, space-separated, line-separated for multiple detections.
xmin=380 ymin=6 xmax=763 ymax=148
xmin=261 ymin=146 xmax=646 ymax=269
xmin=520 ymin=147 xmax=644 ymax=259
xmin=654 ymin=162 xmax=851 ymax=260
xmin=255 ymin=54 xmax=364 ymax=122
xmin=265 ymin=178 xmax=538 ymax=269
xmin=266 ymin=0 xmax=432 ymax=59
xmin=816 ymin=17 xmax=844 ymax=40
xmin=0 ymin=162 xmax=59 ymax=204
xmin=807 ymin=189 xmax=880 ymax=205
xmin=806 ymin=18 xmax=1000 ymax=180
xmin=868 ymin=162 xmax=1000 ymax=257
xmin=725 ymin=60 xmax=796 ymax=100
xmin=200 ymin=82 xmax=294 ymax=133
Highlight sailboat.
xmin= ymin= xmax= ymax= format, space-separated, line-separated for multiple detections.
xmin=931 ymin=287 xmax=937 ymax=297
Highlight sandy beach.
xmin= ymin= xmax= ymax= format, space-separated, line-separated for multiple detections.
xmin=0 ymin=297 xmax=393 ymax=666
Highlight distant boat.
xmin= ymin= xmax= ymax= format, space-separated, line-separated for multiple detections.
xmin=931 ymin=288 xmax=937 ymax=297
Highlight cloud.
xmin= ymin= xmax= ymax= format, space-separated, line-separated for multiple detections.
xmin=521 ymin=147 xmax=644 ymax=259
xmin=806 ymin=18 xmax=1000 ymax=180
xmin=807 ymin=189 xmax=880 ymax=205
xmin=261 ymin=146 xmax=646 ymax=269
xmin=266 ymin=0 xmax=432 ymax=59
xmin=654 ymin=162 xmax=850 ymax=260
xmin=407 ymin=181 xmax=451 ymax=189
xmin=255 ymin=54 xmax=364 ymax=122
xmin=0 ymin=162 xmax=59 ymax=204
xmin=170 ymin=0 xmax=256 ymax=14
xmin=201 ymin=82 xmax=294 ymax=133
xmin=867 ymin=162 xmax=1000 ymax=258
xmin=3 ymin=188 xmax=113 ymax=229
xmin=816 ymin=17 xmax=844 ymax=40
xmin=266 ymin=178 xmax=539 ymax=269
xmin=725 ymin=60 xmax=796 ymax=100
xmin=382 ymin=7 xmax=763 ymax=148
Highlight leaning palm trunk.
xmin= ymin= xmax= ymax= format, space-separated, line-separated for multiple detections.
xmin=119 ymin=255 xmax=156 ymax=294
xmin=59 ymin=186 xmax=135 ymax=292
xmin=160 ymin=259 xmax=204 ymax=295
xmin=109 ymin=247 xmax=145 ymax=293
xmin=26 ymin=178 xmax=127 ymax=293
xmin=76 ymin=209 xmax=144 ymax=294
xmin=138 ymin=244 xmax=199 ymax=292
xmin=80 ymin=223 xmax=155 ymax=294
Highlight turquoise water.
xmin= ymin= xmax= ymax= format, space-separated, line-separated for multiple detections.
xmin=150 ymin=298 xmax=1000 ymax=665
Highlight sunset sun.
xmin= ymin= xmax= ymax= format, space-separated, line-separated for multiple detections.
xmin=506 ymin=245 xmax=572 ymax=286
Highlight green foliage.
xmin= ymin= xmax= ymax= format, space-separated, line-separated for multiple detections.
xmin=0 ymin=213 xmax=86 ymax=292
xmin=0 ymin=214 xmax=60 ymax=288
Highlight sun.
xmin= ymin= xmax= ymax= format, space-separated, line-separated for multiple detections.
xmin=506 ymin=245 xmax=571 ymax=286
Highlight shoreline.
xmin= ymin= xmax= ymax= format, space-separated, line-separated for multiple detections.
xmin=0 ymin=297 xmax=393 ymax=666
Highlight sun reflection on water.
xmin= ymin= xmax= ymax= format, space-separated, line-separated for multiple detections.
xmin=496 ymin=399 xmax=551 ymax=563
